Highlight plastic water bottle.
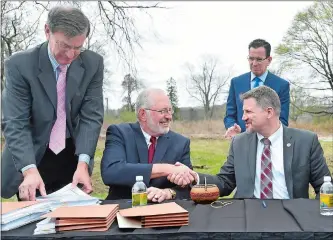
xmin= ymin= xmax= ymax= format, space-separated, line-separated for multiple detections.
xmin=132 ymin=176 xmax=147 ymax=207
xmin=320 ymin=176 xmax=333 ymax=216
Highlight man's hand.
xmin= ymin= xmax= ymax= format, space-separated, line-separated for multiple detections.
xmin=72 ymin=162 xmax=93 ymax=194
xmin=147 ymin=187 xmax=172 ymax=203
xmin=19 ymin=168 xmax=46 ymax=201
xmin=224 ymin=123 xmax=241 ymax=140
xmin=167 ymin=162 xmax=196 ymax=187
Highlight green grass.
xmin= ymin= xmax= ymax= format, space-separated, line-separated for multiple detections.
xmin=2 ymin=139 xmax=332 ymax=202
xmin=190 ymin=139 xmax=229 ymax=174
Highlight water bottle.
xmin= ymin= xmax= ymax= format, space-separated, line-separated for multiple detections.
xmin=132 ymin=176 xmax=147 ymax=207
xmin=320 ymin=176 xmax=333 ymax=216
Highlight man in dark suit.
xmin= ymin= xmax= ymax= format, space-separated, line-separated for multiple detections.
xmin=1 ymin=6 xmax=104 ymax=200
xmin=224 ymin=39 xmax=290 ymax=139
xmin=101 ymin=88 xmax=194 ymax=203
xmin=169 ymin=86 xmax=331 ymax=199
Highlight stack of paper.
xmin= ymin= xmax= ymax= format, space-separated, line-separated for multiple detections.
xmin=36 ymin=183 xmax=101 ymax=208
xmin=117 ymin=202 xmax=189 ymax=228
xmin=35 ymin=204 xmax=119 ymax=234
xmin=1 ymin=184 xmax=100 ymax=232
xmin=1 ymin=201 xmax=54 ymax=231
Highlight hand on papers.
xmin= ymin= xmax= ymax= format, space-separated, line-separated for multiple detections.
xmin=224 ymin=123 xmax=241 ymax=140
xmin=72 ymin=162 xmax=93 ymax=194
xmin=147 ymin=187 xmax=172 ymax=203
xmin=167 ymin=162 xmax=197 ymax=187
xmin=19 ymin=168 xmax=46 ymax=201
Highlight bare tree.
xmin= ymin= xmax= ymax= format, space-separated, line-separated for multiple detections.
xmin=275 ymin=1 xmax=333 ymax=113
xmin=95 ymin=1 xmax=164 ymax=73
xmin=186 ymin=56 xmax=231 ymax=119
xmin=85 ymin=20 xmax=112 ymax=94
xmin=121 ymin=73 xmax=144 ymax=112
xmin=1 ymin=1 xmax=165 ymax=92
xmin=1 ymin=1 xmax=49 ymax=90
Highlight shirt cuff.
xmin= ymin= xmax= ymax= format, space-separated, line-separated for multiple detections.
xmin=79 ymin=154 xmax=90 ymax=165
xmin=189 ymin=172 xmax=200 ymax=188
xmin=21 ymin=164 xmax=37 ymax=173
xmin=195 ymin=172 xmax=200 ymax=185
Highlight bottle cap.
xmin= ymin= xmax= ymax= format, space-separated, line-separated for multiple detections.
xmin=136 ymin=176 xmax=143 ymax=181
xmin=324 ymin=176 xmax=331 ymax=182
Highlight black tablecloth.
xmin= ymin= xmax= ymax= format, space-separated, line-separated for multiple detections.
xmin=1 ymin=199 xmax=333 ymax=240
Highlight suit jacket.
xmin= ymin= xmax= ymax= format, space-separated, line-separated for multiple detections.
xmin=101 ymin=122 xmax=192 ymax=200
xmin=1 ymin=42 xmax=104 ymax=198
xmin=224 ymin=71 xmax=290 ymax=131
xmin=199 ymin=125 xmax=332 ymax=199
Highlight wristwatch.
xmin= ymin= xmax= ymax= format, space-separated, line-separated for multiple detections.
xmin=168 ymin=188 xmax=176 ymax=200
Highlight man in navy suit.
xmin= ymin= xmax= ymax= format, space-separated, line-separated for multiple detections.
xmin=101 ymin=88 xmax=194 ymax=202
xmin=224 ymin=39 xmax=290 ymax=139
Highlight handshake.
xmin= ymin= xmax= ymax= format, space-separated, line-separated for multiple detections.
xmin=167 ymin=162 xmax=198 ymax=187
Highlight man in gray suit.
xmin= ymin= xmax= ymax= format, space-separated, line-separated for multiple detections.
xmin=1 ymin=6 xmax=104 ymax=200
xmin=169 ymin=86 xmax=331 ymax=199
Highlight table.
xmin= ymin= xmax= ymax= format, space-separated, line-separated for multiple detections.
xmin=1 ymin=199 xmax=333 ymax=239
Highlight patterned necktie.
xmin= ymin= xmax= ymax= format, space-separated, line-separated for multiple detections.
xmin=253 ymin=77 xmax=261 ymax=88
xmin=49 ymin=65 xmax=67 ymax=155
xmin=148 ymin=136 xmax=157 ymax=164
xmin=260 ymin=138 xmax=273 ymax=199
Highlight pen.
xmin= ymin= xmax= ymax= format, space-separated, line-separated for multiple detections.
xmin=262 ymin=201 xmax=267 ymax=208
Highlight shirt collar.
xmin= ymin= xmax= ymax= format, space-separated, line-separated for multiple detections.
xmin=251 ymin=70 xmax=268 ymax=82
xmin=257 ymin=122 xmax=283 ymax=146
xmin=140 ymin=127 xmax=159 ymax=144
xmin=47 ymin=43 xmax=70 ymax=71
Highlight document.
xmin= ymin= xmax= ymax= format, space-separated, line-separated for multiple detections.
xmin=117 ymin=202 xmax=189 ymax=228
xmin=36 ymin=183 xmax=100 ymax=207
xmin=34 ymin=204 xmax=119 ymax=234
xmin=1 ymin=184 xmax=100 ymax=232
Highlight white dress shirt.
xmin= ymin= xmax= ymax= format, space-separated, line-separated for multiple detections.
xmin=254 ymin=123 xmax=290 ymax=199
xmin=141 ymin=128 xmax=158 ymax=148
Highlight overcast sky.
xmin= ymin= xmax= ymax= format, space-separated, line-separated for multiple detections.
xmin=104 ymin=1 xmax=314 ymax=109
xmin=26 ymin=1 xmax=313 ymax=109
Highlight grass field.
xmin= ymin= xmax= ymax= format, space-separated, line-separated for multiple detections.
xmin=2 ymin=119 xmax=333 ymax=201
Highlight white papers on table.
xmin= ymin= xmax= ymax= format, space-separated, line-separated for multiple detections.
xmin=1 ymin=184 xmax=100 ymax=232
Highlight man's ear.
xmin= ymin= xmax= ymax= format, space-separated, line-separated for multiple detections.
xmin=266 ymin=107 xmax=274 ymax=119
xmin=267 ymin=56 xmax=272 ymax=65
xmin=138 ymin=108 xmax=147 ymax=122
xmin=45 ymin=24 xmax=50 ymax=40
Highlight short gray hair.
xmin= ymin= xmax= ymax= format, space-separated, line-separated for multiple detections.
xmin=47 ymin=6 xmax=90 ymax=37
xmin=240 ymin=85 xmax=281 ymax=115
xmin=135 ymin=88 xmax=167 ymax=117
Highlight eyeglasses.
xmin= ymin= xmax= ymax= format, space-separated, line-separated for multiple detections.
xmin=145 ymin=108 xmax=174 ymax=115
xmin=55 ymin=40 xmax=86 ymax=53
xmin=247 ymin=56 xmax=269 ymax=63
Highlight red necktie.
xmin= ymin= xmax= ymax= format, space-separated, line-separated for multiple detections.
xmin=148 ymin=136 xmax=156 ymax=164
xmin=260 ymin=138 xmax=273 ymax=199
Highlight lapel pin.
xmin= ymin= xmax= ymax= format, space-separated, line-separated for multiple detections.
xmin=286 ymin=143 xmax=291 ymax=147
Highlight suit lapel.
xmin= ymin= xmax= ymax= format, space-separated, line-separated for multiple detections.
xmin=238 ymin=72 xmax=251 ymax=95
xmin=247 ymin=133 xmax=258 ymax=185
xmin=153 ymin=133 xmax=170 ymax=163
xmin=283 ymin=126 xmax=294 ymax=198
xmin=38 ymin=42 xmax=57 ymax=112
xmin=65 ymin=57 xmax=84 ymax=133
xmin=132 ymin=122 xmax=149 ymax=164
xmin=37 ymin=42 xmax=85 ymax=116
xmin=264 ymin=72 xmax=275 ymax=88
xmin=66 ymin=56 xmax=84 ymax=107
